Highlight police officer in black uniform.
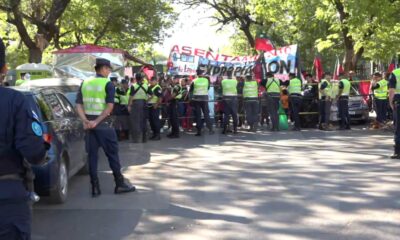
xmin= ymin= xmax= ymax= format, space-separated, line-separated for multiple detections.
xmin=168 ymin=76 xmax=182 ymax=138
xmin=0 ymin=37 xmax=48 ymax=239
xmin=76 ymin=58 xmax=136 ymax=197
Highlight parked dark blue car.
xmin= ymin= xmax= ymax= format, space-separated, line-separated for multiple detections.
xmin=14 ymin=86 xmax=87 ymax=204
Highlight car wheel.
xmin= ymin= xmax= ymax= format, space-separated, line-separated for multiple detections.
xmin=49 ymin=158 xmax=68 ymax=204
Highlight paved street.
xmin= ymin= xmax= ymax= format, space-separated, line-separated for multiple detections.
xmin=32 ymin=127 xmax=400 ymax=240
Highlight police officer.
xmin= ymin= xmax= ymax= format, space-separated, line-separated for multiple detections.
xmin=221 ymin=71 xmax=239 ymax=134
xmin=318 ymin=72 xmax=332 ymax=130
xmin=0 ymin=37 xmax=48 ymax=239
xmin=288 ymin=73 xmax=302 ymax=131
xmin=128 ymin=73 xmax=150 ymax=143
xmin=388 ymin=68 xmax=400 ymax=158
xmin=336 ymin=73 xmax=351 ymax=130
xmin=114 ymin=79 xmax=130 ymax=140
xmin=15 ymin=72 xmax=28 ymax=86
xmin=190 ymin=69 xmax=214 ymax=136
xmin=243 ymin=73 xmax=259 ymax=132
xmin=148 ymin=77 xmax=162 ymax=140
xmin=168 ymin=76 xmax=183 ymax=138
xmin=76 ymin=58 xmax=135 ymax=197
xmin=371 ymin=72 xmax=388 ymax=129
xmin=261 ymin=72 xmax=281 ymax=131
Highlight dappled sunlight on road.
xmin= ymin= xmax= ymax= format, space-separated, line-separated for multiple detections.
xmin=33 ymin=129 xmax=400 ymax=240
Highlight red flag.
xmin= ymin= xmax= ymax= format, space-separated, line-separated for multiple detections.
xmin=141 ymin=65 xmax=156 ymax=80
xmin=333 ymin=57 xmax=344 ymax=80
xmin=313 ymin=57 xmax=323 ymax=82
xmin=388 ymin=58 xmax=395 ymax=73
xmin=255 ymin=34 xmax=275 ymax=52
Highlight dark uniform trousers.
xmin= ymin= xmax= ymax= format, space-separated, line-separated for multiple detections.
xmin=394 ymin=101 xmax=400 ymax=145
xmin=266 ymin=93 xmax=280 ymax=130
xmin=260 ymin=93 xmax=270 ymax=126
xmin=0 ymin=180 xmax=30 ymax=240
xmin=86 ymin=122 xmax=122 ymax=181
xmin=289 ymin=95 xmax=302 ymax=129
xmin=130 ymin=100 xmax=147 ymax=141
xmin=169 ymin=100 xmax=180 ymax=135
xmin=375 ymin=99 xmax=388 ymax=123
xmin=148 ymin=106 xmax=161 ymax=136
xmin=338 ymin=96 xmax=350 ymax=128
xmin=193 ymin=100 xmax=213 ymax=131
xmin=319 ymin=98 xmax=331 ymax=124
xmin=244 ymin=99 xmax=259 ymax=127
xmin=222 ymin=97 xmax=238 ymax=130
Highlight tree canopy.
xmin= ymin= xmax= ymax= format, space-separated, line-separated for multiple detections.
xmin=0 ymin=0 xmax=176 ymax=66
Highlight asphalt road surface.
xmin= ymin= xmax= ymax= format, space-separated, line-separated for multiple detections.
xmin=32 ymin=126 xmax=400 ymax=240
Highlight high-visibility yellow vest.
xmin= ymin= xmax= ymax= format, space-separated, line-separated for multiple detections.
xmin=81 ymin=77 xmax=109 ymax=115
xmin=221 ymin=79 xmax=238 ymax=96
xmin=374 ymin=79 xmax=388 ymax=100
xmin=288 ymin=78 xmax=302 ymax=95
xmin=174 ymin=85 xmax=183 ymax=100
xmin=148 ymin=84 xmax=161 ymax=104
xmin=340 ymin=79 xmax=351 ymax=96
xmin=319 ymin=79 xmax=331 ymax=99
xmin=266 ymin=78 xmax=280 ymax=93
xmin=243 ymin=81 xmax=258 ymax=98
xmin=393 ymin=68 xmax=400 ymax=94
xmin=15 ymin=79 xmax=27 ymax=86
xmin=133 ymin=83 xmax=148 ymax=100
xmin=193 ymin=77 xmax=209 ymax=96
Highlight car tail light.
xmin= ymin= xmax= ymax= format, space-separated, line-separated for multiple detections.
xmin=43 ymin=133 xmax=52 ymax=143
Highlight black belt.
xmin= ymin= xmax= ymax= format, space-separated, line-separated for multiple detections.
xmin=339 ymin=96 xmax=349 ymax=99
xmin=290 ymin=94 xmax=302 ymax=97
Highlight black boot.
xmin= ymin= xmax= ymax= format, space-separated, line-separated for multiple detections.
xmin=142 ymin=133 xmax=147 ymax=143
xmin=390 ymin=145 xmax=400 ymax=159
xmin=222 ymin=127 xmax=227 ymax=134
xmin=150 ymin=134 xmax=161 ymax=141
xmin=114 ymin=174 xmax=136 ymax=194
xmin=195 ymin=129 xmax=201 ymax=136
xmin=91 ymin=179 xmax=101 ymax=198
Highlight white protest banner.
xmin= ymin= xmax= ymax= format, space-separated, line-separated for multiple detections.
xmin=167 ymin=44 xmax=297 ymax=79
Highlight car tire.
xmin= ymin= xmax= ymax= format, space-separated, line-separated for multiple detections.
xmin=48 ymin=158 xmax=68 ymax=204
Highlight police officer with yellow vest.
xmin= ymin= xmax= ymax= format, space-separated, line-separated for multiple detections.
xmin=76 ymin=58 xmax=136 ymax=197
xmin=336 ymin=73 xmax=351 ymax=130
xmin=388 ymin=68 xmax=400 ymax=158
xmin=190 ymin=68 xmax=214 ymax=136
xmin=129 ymin=73 xmax=150 ymax=143
xmin=220 ymin=71 xmax=239 ymax=134
xmin=288 ymin=73 xmax=302 ymax=131
xmin=114 ymin=79 xmax=130 ymax=140
xmin=148 ymin=77 xmax=162 ymax=140
xmin=168 ymin=76 xmax=183 ymax=138
xmin=261 ymin=72 xmax=281 ymax=131
xmin=371 ymin=72 xmax=388 ymax=128
xmin=319 ymin=72 xmax=332 ymax=130
xmin=243 ymin=73 xmax=259 ymax=132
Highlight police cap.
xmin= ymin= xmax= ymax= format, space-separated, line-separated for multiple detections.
xmin=94 ymin=58 xmax=113 ymax=70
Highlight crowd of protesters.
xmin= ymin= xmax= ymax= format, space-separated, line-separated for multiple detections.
xmin=110 ymin=68 xmax=392 ymax=143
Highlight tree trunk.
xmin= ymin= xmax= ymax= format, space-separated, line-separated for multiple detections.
xmin=29 ymin=47 xmax=43 ymax=63
xmin=343 ymin=46 xmax=355 ymax=72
